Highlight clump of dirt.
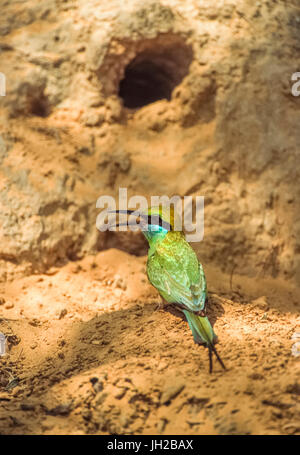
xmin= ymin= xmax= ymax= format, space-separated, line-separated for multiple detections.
xmin=0 ymin=249 xmax=299 ymax=435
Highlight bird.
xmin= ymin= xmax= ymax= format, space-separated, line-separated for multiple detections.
xmin=108 ymin=205 xmax=226 ymax=373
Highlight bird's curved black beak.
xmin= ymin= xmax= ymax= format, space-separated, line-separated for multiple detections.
xmin=107 ymin=210 xmax=148 ymax=229
xmin=107 ymin=210 xmax=172 ymax=231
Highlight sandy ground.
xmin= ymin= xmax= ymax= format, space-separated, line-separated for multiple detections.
xmin=0 ymin=248 xmax=299 ymax=435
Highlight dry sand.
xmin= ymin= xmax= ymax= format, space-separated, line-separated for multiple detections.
xmin=0 ymin=248 xmax=299 ymax=435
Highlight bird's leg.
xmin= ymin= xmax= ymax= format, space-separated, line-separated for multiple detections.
xmin=207 ymin=343 xmax=226 ymax=373
xmin=207 ymin=344 xmax=226 ymax=373
xmin=211 ymin=344 xmax=227 ymax=371
xmin=208 ymin=347 xmax=213 ymax=374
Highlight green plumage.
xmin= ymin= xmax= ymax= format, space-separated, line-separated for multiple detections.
xmin=146 ymin=230 xmax=217 ymax=347
xmin=110 ymin=206 xmax=225 ymax=372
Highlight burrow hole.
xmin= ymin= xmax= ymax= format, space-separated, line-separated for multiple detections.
xmin=118 ymin=37 xmax=193 ymax=109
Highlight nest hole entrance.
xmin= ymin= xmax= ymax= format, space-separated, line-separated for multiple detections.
xmin=118 ymin=40 xmax=193 ymax=109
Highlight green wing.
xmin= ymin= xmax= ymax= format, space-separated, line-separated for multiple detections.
xmin=147 ymin=232 xmax=220 ymax=351
xmin=147 ymin=233 xmax=207 ymax=312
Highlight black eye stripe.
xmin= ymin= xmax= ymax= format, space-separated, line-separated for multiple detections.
xmin=147 ymin=215 xmax=160 ymax=225
xmin=147 ymin=215 xmax=172 ymax=231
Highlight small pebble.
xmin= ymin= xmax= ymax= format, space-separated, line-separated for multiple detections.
xmin=157 ymin=418 xmax=168 ymax=433
xmin=161 ymin=382 xmax=185 ymax=405
xmin=291 ymin=341 xmax=300 ymax=357
xmin=114 ymin=275 xmax=127 ymax=290
xmin=282 ymin=423 xmax=300 ymax=434
xmin=113 ymin=387 xmax=128 ymax=400
xmin=4 ymin=302 xmax=14 ymax=309
xmin=58 ymin=309 xmax=67 ymax=320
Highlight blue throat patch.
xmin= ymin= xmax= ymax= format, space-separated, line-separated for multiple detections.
xmin=142 ymin=224 xmax=169 ymax=242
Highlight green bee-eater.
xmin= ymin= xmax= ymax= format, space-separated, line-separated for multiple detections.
xmin=109 ymin=206 xmax=226 ymax=372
